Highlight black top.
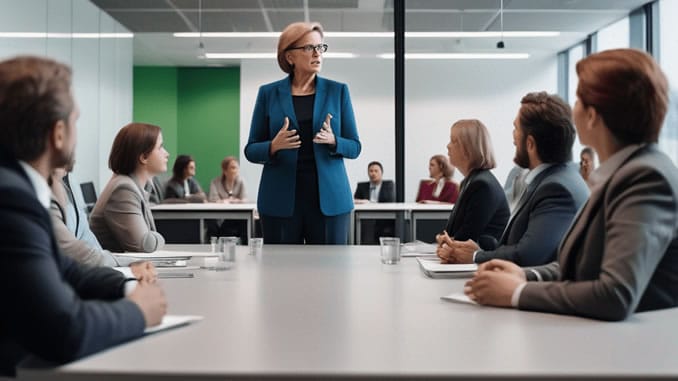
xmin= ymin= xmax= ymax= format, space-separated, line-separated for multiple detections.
xmin=292 ymin=94 xmax=316 ymax=174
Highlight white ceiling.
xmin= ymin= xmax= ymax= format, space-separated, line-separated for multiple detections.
xmin=90 ymin=0 xmax=652 ymax=66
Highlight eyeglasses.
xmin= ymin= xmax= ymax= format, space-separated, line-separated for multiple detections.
xmin=286 ymin=44 xmax=328 ymax=53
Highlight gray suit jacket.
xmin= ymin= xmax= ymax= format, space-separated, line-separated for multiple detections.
xmin=475 ymin=163 xmax=590 ymax=266
xmin=520 ymin=145 xmax=678 ymax=321
xmin=90 ymin=174 xmax=165 ymax=253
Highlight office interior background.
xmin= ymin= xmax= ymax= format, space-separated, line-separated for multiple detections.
xmin=0 ymin=0 xmax=676 ymax=201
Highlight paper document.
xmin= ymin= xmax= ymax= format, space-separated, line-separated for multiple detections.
xmin=115 ymin=250 xmax=217 ymax=261
xmin=441 ymin=292 xmax=478 ymax=305
xmin=417 ymin=257 xmax=477 ymax=278
xmin=144 ymin=315 xmax=203 ymax=335
xmin=400 ymin=240 xmax=438 ymax=257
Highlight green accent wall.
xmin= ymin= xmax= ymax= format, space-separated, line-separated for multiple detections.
xmin=133 ymin=66 xmax=240 ymax=190
xmin=133 ymin=67 xmax=178 ymax=162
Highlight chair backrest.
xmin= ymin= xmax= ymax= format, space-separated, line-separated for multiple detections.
xmin=80 ymin=182 xmax=97 ymax=211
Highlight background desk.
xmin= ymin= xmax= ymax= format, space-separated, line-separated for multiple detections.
xmin=352 ymin=203 xmax=452 ymax=244
xmin=151 ymin=203 xmax=256 ymax=243
xmin=19 ymin=245 xmax=678 ymax=380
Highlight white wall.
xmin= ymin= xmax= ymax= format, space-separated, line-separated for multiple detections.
xmin=0 ymin=0 xmax=133 ymax=192
xmin=240 ymin=56 xmax=557 ymax=202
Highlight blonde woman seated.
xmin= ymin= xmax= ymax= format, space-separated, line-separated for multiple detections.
xmin=416 ymin=154 xmax=459 ymax=204
xmin=208 ymin=156 xmax=247 ymax=203
xmin=90 ymin=123 xmax=168 ymax=253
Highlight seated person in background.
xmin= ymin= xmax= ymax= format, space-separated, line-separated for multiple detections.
xmin=146 ymin=175 xmax=165 ymax=205
xmin=0 ymin=56 xmax=165 ymax=377
xmin=164 ymin=154 xmax=206 ymax=203
xmin=90 ymin=123 xmax=168 ymax=253
xmin=436 ymin=119 xmax=510 ymax=250
xmin=354 ymin=161 xmax=395 ymax=204
xmin=579 ymin=146 xmax=596 ymax=186
xmin=503 ymin=164 xmax=528 ymax=212
xmin=464 ymin=49 xmax=678 ymax=321
xmin=49 ymin=163 xmax=155 ymax=276
xmin=207 ymin=156 xmax=249 ymax=242
xmin=439 ymin=92 xmax=590 ymax=267
xmin=354 ymin=161 xmax=395 ymax=244
xmin=208 ymin=156 xmax=247 ymax=203
xmin=416 ymin=154 xmax=459 ymax=204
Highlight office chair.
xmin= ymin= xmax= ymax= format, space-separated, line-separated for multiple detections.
xmin=80 ymin=182 xmax=97 ymax=213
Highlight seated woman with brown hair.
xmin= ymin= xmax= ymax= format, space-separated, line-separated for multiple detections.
xmin=90 ymin=123 xmax=168 ymax=253
xmin=465 ymin=49 xmax=678 ymax=321
xmin=416 ymin=154 xmax=459 ymax=204
xmin=208 ymin=156 xmax=247 ymax=203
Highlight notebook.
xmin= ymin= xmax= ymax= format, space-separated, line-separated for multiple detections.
xmin=144 ymin=315 xmax=204 ymax=335
xmin=417 ymin=257 xmax=477 ymax=278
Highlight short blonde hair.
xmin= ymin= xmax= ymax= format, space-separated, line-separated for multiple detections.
xmin=451 ymin=119 xmax=496 ymax=171
xmin=277 ymin=22 xmax=324 ymax=74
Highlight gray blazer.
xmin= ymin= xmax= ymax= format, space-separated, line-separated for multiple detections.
xmin=520 ymin=145 xmax=678 ymax=321
xmin=208 ymin=176 xmax=246 ymax=202
xmin=90 ymin=174 xmax=165 ymax=253
xmin=475 ymin=163 xmax=590 ymax=266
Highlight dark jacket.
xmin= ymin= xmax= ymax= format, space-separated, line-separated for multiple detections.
xmin=445 ymin=169 xmax=509 ymax=247
xmin=474 ymin=163 xmax=590 ymax=266
xmin=0 ymin=153 xmax=145 ymax=377
xmin=354 ymin=180 xmax=395 ymax=202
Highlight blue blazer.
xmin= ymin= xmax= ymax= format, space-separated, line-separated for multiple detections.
xmin=245 ymin=76 xmax=361 ymax=217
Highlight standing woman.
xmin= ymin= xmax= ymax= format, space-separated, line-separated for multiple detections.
xmin=90 ymin=123 xmax=168 ymax=253
xmin=208 ymin=156 xmax=247 ymax=203
xmin=416 ymin=154 xmax=459 ymax=204
xmin=245 ymin=22 xmax=361 ymax=244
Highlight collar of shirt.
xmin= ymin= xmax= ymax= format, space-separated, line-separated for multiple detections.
xmin=524 ymin=163 xmax=553 ymax=185
xmin=588 ymin=144 xmax=644 ymax=192
xmin=18 ymin=161 xmax=52 ymax=209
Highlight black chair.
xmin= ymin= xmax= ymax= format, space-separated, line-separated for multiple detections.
xmin=80 ymin=182 xmax=97 ymax=213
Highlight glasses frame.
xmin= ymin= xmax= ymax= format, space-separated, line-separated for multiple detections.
xmin=286 ymin=43 xmax=328 ymax=53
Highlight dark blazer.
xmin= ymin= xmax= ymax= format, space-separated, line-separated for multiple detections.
xmin=245 ymin=75 xmax=361 ymax=217
xmin=474 ymin=163 xmax=590 ymax=266
xmin=520 ymin=145 xmax=678 ymax=321
xmin=164 ymin=177 xmax=204 ymax=200
xmin=354 ymin=180 xmax=395 ymax=202
xmin=444 ymin=169 xmax=509 ymax=247
xmin=0 ymin=154 xmax=145 ymax=377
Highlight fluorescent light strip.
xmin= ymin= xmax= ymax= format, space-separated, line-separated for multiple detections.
xmin=377 ymin=53 xmax=530 ymax=59
xmin=175 ymin=31 xmax=558 ymax=38
xmin=406 ymin=31 xmax=559 ymax=38
xmin=0 ymin=32 xmax=133 ymax=39
xmin=204 ymin=52 xmax=356 ymax=59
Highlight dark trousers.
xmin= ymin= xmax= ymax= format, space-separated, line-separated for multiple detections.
xmin=261 ymin=171 xmax=349 ymax=244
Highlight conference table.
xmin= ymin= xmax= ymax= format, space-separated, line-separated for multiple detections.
xmin=150 ymin=202 xmax=452 ymax=245
xmin=352 ymin=202 xmax=453 ymax=244
xmin=151 ymin=203 xmax=257 ymax=243
xmin=18 ymin=245 xmax=678 ymax=380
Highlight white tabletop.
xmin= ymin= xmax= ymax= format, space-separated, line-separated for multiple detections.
xmin=21 ymin=245 xmax=678 ymax=380
xmin=151 ymin=202 xmax=257 ymax=211
xmin=354 ymin=202 xmax=454 ymax=212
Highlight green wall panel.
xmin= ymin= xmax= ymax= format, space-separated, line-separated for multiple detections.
xmin=133 ymin=66 xmax=240 ymax=191
xmin=177 ymin=67 xmax=240 ymax=190
xmin=132 ymin=67 xmax=178 ymax=165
